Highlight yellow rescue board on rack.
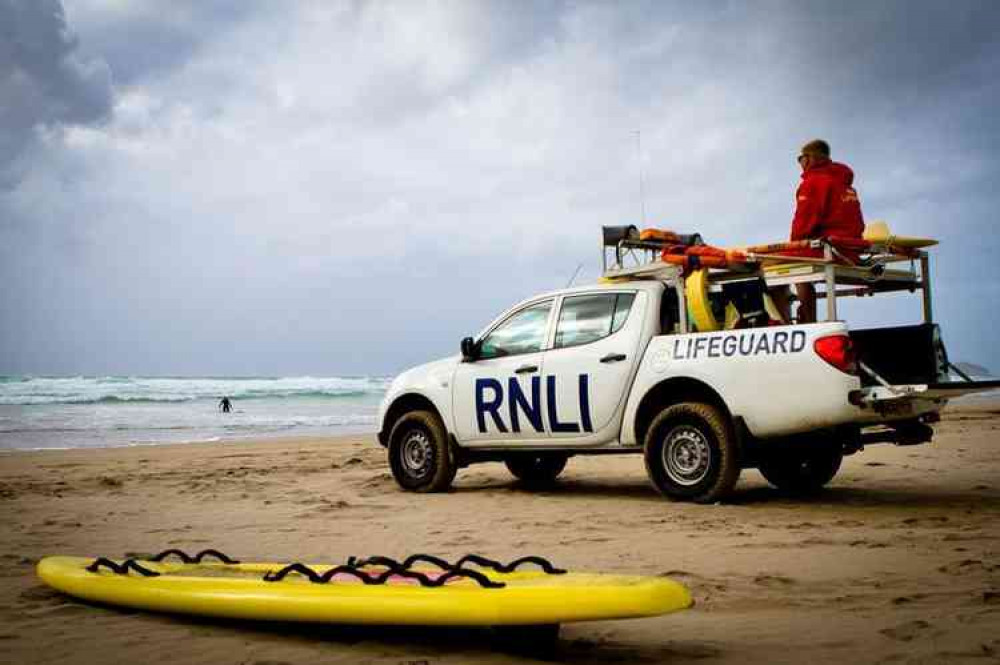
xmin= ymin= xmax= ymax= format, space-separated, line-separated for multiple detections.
xmin=685 ymin=268 xmax=783 ymax=332
xmin=864 ymin=220 xmax=938 ymax=249
xmin=36 ymin=556 xmax=693 ymax=626
xmin=685 ymin=268 xmax=718 ymax=333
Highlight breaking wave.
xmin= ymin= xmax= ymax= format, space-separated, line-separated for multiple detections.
xmin=0 ymin=375 xmax=391 ymax=406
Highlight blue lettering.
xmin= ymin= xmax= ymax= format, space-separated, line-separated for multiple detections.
xmin=708 ymin=336 xmax=721 ymax=358
xmin=754 ymin=334 xmax=771 ymax=355
xmin=508 ymin=376 xmax=543 ymax=433
xmin=475 ymin=378 xmax=507 ymax=433
xmin=739 ymin=334 xmax=755 ymax=355
xmin=722 ymin=335 xmax=738 ymax=356
xmin=773 ymin=331 xmax=789 ymax=354
xmin=790 ymin=330 xmax=807 ymax=352
xmin=547 ymin=375 xmax=580 ymax=433
xmin=673 ymin=338 xmax=685 ymax=359
xmin=579 ymin=374 xmax=593 ymax=433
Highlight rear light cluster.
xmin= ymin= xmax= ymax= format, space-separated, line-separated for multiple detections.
xmin=814 ymin=334 xmax=858 ymax=375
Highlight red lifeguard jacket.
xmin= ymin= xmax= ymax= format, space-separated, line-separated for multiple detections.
xmin=791 ymin=160 xmax=865 ymax=244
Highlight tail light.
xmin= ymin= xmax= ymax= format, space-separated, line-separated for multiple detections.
xmin=814 ymin=334 xmax=858 ymax=375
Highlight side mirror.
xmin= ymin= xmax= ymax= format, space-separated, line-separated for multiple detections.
xmin=460 ymin=337 xmax=479 ymax=361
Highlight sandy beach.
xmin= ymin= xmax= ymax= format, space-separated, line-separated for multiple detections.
xmin=1 ymin=403 xmax=998 ymax=665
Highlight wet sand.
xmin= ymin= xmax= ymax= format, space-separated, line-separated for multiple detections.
xmin=1 ymin=403 xmax=998 ymax=664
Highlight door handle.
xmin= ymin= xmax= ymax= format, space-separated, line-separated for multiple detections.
xmin=600 ymin=353 xmax=627 ymax=363
xmin=515 ymin=364 xmax=539 ymax=374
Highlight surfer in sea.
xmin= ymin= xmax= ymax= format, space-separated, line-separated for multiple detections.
xmin=219 ymin=396 xmax=232 ymax=413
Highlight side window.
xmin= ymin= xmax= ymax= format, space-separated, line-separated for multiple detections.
xmin=555 ymin=293 xmax=636 ymax=349
xmin=479 ymin=301 xmax=553 ymax=359
xmin=660 ymin=288 xmax=680 ymax=335
xmin=612 ymin=293 xmax=635 ymax=333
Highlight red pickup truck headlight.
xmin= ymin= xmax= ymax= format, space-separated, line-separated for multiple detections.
xmin=814 ymin=334 xmax=858 ymax=375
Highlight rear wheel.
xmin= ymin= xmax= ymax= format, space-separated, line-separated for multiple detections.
xmin=388 ymin=410 xmax=456 ymax=492
xmin=643 ymin=402 xmax=740 ymax=503
xmin=504 ymin=454 xmax=568 ymax=488
xmin=757 ymin=437 xmax=843 ymax=494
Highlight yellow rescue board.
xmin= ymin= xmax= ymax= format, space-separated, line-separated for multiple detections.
xmin=685 ymin=268 xmax=783 ymax=332
xmin=37 ymin=556 xmax=693 ymax=626
xmin=863 ymin=220 xmax=938 ymax=249
xmin=685 ymin=267 xmax=718 ymax=332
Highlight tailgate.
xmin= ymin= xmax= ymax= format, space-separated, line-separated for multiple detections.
xmin=850 ymin=323 xmax=947 ymax=386
xmin=849 ymin=323 xmax=1000 ymax=416
xmin=850 ymin=380 xmax=1000 ymax=414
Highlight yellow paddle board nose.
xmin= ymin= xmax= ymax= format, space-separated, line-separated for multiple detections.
xmin=864 ymin=220 xmax=938 ymax=248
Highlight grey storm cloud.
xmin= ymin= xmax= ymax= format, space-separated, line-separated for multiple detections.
xmin=62 ymin=1 xmax=263 ymax=86
xmin=1 ymin=1 xmax=999 ymax=376
xmin=0 ymin=0 xmax=112 ymax=188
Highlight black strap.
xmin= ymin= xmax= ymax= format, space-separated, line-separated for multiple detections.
xmin=86 ymin=558 xmax=160 ymax=577
xmin=454 ymin=554 xmax=566 ymax=574
xmin=146 ymin=549 xmax=240 ymax=564
xmin=85 ymin=549 xmax=560 ymax=586
xmin=262 ymin=562 xmax=504 ymax=588
xmin=348 ymin=553 xmax=566 ymax=575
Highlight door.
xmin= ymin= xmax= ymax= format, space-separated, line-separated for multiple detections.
xmin=542 ymin=291 xmax=645 ymax=441
xmin=452 ymin=299 xmax=554 ymax=444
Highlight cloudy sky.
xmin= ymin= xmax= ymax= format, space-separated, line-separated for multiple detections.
xmin=1 ymin=0 xmax=998 ymax=376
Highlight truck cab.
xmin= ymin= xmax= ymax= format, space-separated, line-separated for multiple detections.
xmin=377 ymin=227 xmax=997 ymax=502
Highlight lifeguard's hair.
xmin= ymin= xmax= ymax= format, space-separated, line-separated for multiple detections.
xmin=800 ymin=139 xmax=830 ymax=158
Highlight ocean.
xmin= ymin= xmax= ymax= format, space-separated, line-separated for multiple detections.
xmin=1 ymin=374 xmax=994 ymax=452
xmin=0 ymin=376 xmax=390 ymax=451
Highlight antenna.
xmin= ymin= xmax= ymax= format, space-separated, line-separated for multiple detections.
xmin=635 ymin=129 xmax=646 ymax=226
xmin=565 ymin=262 xmax=584 ymax=288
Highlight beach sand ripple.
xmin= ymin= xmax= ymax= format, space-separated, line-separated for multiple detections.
xmin=1 ymin=403 xmax=998 ymax=664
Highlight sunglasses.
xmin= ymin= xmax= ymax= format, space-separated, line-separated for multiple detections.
xmin=797 ymin=154 xmax=809 ymax=165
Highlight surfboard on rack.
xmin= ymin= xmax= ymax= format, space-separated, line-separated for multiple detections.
xmin=863 ymin=220 xmax=938 ymax=249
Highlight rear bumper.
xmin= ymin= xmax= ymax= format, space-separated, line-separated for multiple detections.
xmin=848 ymin=386 xmax=943 ymax=424
xmin=847 ymin=380 xmax=1000 ymax=425
xmin=850 ymin=380 xmax=1000 ymax=405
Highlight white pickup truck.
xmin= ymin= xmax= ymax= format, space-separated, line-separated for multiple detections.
xmin=376 ymin=230 xmax=996 ymax=502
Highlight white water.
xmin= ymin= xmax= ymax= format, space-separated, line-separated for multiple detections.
xmin=0 ymin=375 xmax=390 ymax=450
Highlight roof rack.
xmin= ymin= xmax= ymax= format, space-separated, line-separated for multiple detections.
xmin=601 ymin=225 xmax=686 ymax=282
xmin=599 ymin=226 xmax=934 ymax=324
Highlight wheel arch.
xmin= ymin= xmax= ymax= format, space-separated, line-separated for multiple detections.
xmin=633 ymin=377 xmax=734 ymax=448
xmin=379 ymin=392 xmax=447 ymax=447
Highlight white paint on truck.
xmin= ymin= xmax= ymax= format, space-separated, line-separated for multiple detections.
xmin=622 ymin=323 xmax=862 ymax=443
xmin=377 ymin=276 xmax=959 ymax=502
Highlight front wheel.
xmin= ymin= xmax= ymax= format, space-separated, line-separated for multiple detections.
xmin=643 ymin=402 xmax=741 ymax=503
xmin=504 ymin=454 xmax=568 ymax=488
xmin=388 ymin=410 xmax=456 ymax=492
xmin=757 ymin=437 xmax=843 ymax=494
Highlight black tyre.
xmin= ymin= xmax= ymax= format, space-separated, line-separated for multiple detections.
xmin=387 ymin=410 xmax=456 ymax=492
xmin=643 ymin=402 xmax=741 ymax=503
xmin=504 ymin=454 xmax=569 ymax=488
xmin=757 ymin=438 xmax=843 ymax=494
